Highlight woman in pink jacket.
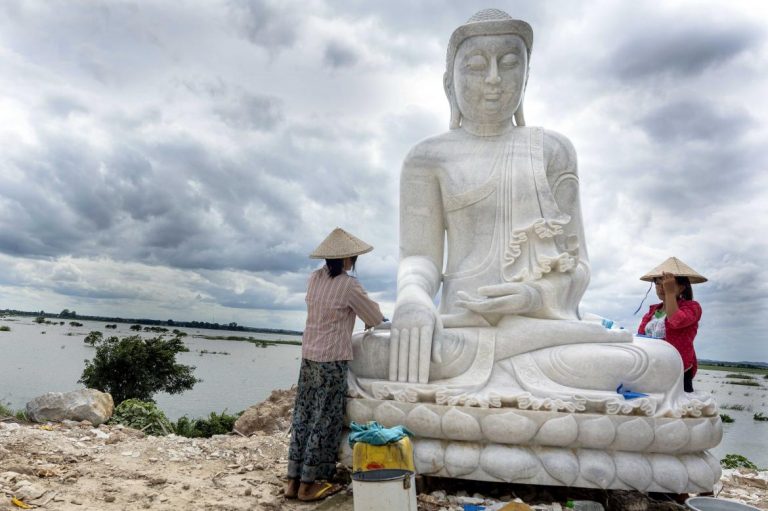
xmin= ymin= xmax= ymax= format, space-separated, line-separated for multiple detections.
xmin=638 ymin=257 xmax=707 ymax=392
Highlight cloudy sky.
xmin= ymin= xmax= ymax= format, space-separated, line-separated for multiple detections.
xmin=1 ymin=0 xmax=766 ymax=362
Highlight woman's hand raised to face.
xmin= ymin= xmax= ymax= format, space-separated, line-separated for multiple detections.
xmin=661 ymin=272 xmax=678 ymax=296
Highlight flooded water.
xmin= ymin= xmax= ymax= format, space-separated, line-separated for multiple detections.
xmin=2 ymin=315 xmax=767 ymax=467
xmin=0 ymin=316 xmax=301 ymax=420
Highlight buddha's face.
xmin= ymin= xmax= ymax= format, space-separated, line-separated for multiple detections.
xmin=453 ymin=34 xmax=527 ymax=125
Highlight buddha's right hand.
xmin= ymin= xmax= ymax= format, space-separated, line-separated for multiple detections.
xmin=390 ymin=289 xmax=442 ymax=384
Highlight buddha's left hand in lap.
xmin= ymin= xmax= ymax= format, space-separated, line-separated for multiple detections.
xmin=455 ymin=283 xmax=543 ymax=324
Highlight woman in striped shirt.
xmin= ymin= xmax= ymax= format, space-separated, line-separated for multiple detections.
xmin=285 ymin=228 xmax=384 ymax=502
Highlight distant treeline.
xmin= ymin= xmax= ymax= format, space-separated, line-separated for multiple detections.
xmin=0 ymin=308 xmax=303 ymax=336
xmin=698 ymin=359 xmax=768 ymax=370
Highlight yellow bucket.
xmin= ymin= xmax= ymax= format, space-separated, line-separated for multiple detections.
xmin=352 ymin=436 xmax=415 ymax=472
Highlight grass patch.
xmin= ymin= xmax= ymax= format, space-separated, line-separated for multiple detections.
xmin=197 ymin=349 xmax=230 ymax=356
xmin=0 ymin=325 xmax=10 ymax=332
xmin=727 ymin=380 xmax=762 ymax=387
xmin=197 ymin=335 xmax=301 ymax=346
xmin=720 ymin=404 xmax=749 ymax=411
xmin=0 ymin=403 xmax=28 ymax=421
xmin=720 ymin=413 xmax=735 ymax=423
xmin=725 ymin=373 xmax=754 ymax=379
xmin=754 ymin=412 xmax=768 ymax=422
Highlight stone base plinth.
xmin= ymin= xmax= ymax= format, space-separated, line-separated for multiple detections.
xmin=344 ymin=397 xmax=723 ymax=493
xmin=341 ymin=437 xmax=721 ymax=493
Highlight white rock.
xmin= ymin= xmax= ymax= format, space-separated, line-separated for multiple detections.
xmin=25 ymin=389 xmax=114 ymax=426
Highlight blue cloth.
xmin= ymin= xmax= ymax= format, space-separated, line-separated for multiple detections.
xmin=348 ymin=421 xmax=413 ymax=447
xmin=617 ymin=383 xmax=649 ymax=400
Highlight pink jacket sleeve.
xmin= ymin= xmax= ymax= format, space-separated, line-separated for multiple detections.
xmin=666 ymin=300 xmax=702 ymax=329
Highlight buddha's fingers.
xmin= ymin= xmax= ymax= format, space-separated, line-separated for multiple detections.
xmin=431 ymin=322 xmax=443 ymax=364
xmin=408 ymin=327 xmax=420 ymax=382
xmin=477 ymin=283 xmax=525 ymax=298
xmin=389 ymin=328 xmax=400 ymax=381
xmin=397 ymin=328 xmax=410 ymax=383
xmin=461 ymin=295 xmax=528 ymax=314
xmin=418 ymin=325 xmax=432 ymax=384
xmin=456 ymin=291 xmax=480 ymax=302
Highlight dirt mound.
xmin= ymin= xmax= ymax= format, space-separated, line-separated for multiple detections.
xmin=233 ymin=387 xmax=296 ymax=436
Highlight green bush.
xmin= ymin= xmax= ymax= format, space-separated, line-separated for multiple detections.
xmin=728 ymin=380 xmax=761 ymax=387
xmin=174 ymin=411 xmax=242 ymax=438
xmin=0 ymin=325 xmax=10 ymax=332
xmin=720 ymin=413 xmax=735 ymax=423
xmin=79 ymin=333 xmax=198 ymax=404
xmin=721 ymin=454 xmax=757 ymax=470
xmin=110 ymin=399 xmax=174 ymax=435
xmin=754 ymin=412 xmax=768 ymax=422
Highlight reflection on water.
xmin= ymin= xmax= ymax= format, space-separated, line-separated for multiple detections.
xmin=0 ymin=317 xmax=301 ymax=420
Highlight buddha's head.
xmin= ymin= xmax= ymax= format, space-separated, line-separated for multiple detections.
xmin=445 ymin=9 xmax=533 ymax=129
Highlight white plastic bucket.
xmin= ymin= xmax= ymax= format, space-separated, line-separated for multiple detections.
xmin=352 ymin=469 xmax=417 ymax=511
xmin=686 ymin=497 xmax=762 ymax=511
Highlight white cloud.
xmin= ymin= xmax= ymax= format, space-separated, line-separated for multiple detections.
xmin=1 ymin=0 xmax=767 ymax=362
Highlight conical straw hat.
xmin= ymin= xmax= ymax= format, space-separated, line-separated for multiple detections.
xmin=309 ymin=227 xmax=373 ymax=259
xmin=640 ymin=256 xmax=707 ymax=284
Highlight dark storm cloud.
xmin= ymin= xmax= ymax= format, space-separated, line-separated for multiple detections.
xmin=626 ymin=98 xmax=759 ymax=217
xmin=637 ymin=99 xmax=754 ymax=144
xmin=215 ymin=92 xmax=284 ymax=131
xmin=610 ymin=22 xmax=760 ymax=80
xmin=230 ymin=0 xmax=300 ymax=52
xmin=323 ymin=40 xmax=359 ymax=69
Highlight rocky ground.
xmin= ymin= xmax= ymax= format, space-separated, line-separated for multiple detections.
xmin=1 ymin=388 xmax=766 ymax=511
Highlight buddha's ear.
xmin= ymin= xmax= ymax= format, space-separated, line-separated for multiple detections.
xmin=514 ymin=103 xmax=526 ymax=127
xmin=444 ymin=71 xmax=461 ymax=129
xmin=514 ymin=68 xmax=530 ymax=126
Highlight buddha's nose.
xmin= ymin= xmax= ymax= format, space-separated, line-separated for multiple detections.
xmin=485 ymin=58 xmax=501 ymax=85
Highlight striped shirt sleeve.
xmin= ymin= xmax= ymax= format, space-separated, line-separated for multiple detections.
xmin=347 ymin=278 xmax=383 ymax=327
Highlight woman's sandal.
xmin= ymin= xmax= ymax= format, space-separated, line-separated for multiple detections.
xmin=283 ymin=478 xmax=300 ymax=499
xmin=297 ymin=481 xmax=343 ymax=502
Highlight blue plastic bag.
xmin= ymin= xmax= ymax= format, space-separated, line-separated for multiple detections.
xmin=348 ymin=421 xmax=413 ymax=447
xmin=616 ymin=383 xmax=649 ymax=400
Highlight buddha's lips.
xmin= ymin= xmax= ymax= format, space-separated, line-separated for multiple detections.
xmin=484 ymin=92 xmax=501 ymax=100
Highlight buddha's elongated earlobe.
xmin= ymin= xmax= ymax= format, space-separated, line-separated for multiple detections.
xmin=514 ymin=68 xmax=529 ymax=127
xmin=444 ymin=71 xmax=462 ymax=129
xmin=514 ymin=103 xmax=526 ymax=127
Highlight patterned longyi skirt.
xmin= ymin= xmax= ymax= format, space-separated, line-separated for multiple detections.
xmin=287 ymin=359 xmax=348 ymax=483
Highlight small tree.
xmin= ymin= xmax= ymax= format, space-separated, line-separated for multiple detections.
xmin=79 ymin=333 xmax=199 ymax=405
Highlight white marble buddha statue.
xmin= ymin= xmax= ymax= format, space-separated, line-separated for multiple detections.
xmin=349 ymin=9 xmax=710 ymax=418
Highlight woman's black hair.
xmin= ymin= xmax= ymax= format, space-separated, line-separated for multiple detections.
xmin=325 ymin=255 xmax=358 ymax=278
xmin=676 ymin=276 xmax=693 ymax=300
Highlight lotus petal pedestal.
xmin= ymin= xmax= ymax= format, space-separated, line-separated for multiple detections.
xmin=342 ymin=398 xmax=722 ymax=493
